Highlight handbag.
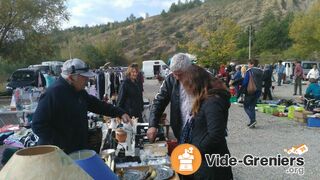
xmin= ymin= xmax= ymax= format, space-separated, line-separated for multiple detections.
xmin=179 ymin=117 xmax=194 ymax=144
xmin=247 ymin=71 xmax=257 ymax=95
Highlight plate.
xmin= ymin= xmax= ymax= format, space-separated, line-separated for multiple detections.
xmin=154 ymin=166 xmax=174 ymax=180
xmin=123 ymin=169 xmax=144 ymax=180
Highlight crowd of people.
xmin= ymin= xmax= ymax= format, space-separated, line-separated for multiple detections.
xmin=29 ymin=53 xmax=319 ymax=180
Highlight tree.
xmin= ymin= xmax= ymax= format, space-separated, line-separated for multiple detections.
xmin=184 ymin=18 xmax=240 ymax=68
xmin=0 ymin=0 xmax=68 ymax=51
xmin=254 ymin=11 xmax=293 ymax=54
xmin=289 ymin=1 xmax=320 ymax=58
xmin=80 ymin=44 xmax=104 ymax=68
xmin=129 ymin=14 xmax=136 ymax=22
xmin=96 ymin=35 xmax=128 ymax=66
xmin=169 ymin=3 xmax=179 ymax=13
xmin=161 ymin=10 xmax=167 ymax=17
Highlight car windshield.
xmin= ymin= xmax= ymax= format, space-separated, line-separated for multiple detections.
xmin=302 ymin=63 xmax=317 ymax=69
xmin=12 ymin=71 xmax=35 ymax=81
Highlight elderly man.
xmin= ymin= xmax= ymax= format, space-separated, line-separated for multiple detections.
xmin=147 ymin=53 xmax=193 ymax=142
xmin=32 ymin=58 xmax=131 ymax=154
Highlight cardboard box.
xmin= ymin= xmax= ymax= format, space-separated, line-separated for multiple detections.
xmin=296 ymin=118 xmax=307 ymax=123
xmin=294 ymin=111 xmax=313 ymax=122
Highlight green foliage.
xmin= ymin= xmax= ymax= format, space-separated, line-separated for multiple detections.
xmin=0 ymin=58 xmax=27 ymax=93
xmin=234 ymin=48 xmax=249 ymax=60
xmin=80 ymin=44 xmax=104 ymax=68
xmin=162 ymin=27 xmax=177 ymax=36
xmin=254 ymin=11 xmax=293 ymax=54
xmin=289 ymin=1 xmax=320 ymax=59
xmin=168 ymin=0 xmax=203 ymax=14
xmin=161 ymin=10 xmax=168 ymax=17
xmin=0 ymin=59 xmax=26 ymax=76
xmin=183 ymin=18 xmax=240 ymax=68
xmin=0 ymin=0 xmax=69 ymax=53
xmin=96 ymin=36 xmax=128 ymax=66
xmin=204 ymin=0 xmax=237 ymax=6
xmin=175 ymin=32 xmax=184 ymax=39
xmin=236 ymin=30 xmax=249 ymax=49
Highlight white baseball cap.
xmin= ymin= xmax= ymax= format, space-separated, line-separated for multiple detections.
xmin=61 ymin=58 xmax=95 ymax=77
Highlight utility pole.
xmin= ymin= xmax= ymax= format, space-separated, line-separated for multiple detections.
xmin=249 ymin=25 xmax=252 ymax=60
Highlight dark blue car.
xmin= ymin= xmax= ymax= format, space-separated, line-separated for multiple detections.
xmin=6 ymin=68 xmax=46 ymax=95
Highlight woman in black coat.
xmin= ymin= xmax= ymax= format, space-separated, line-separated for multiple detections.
xmin=117 ymin=64 xmax=144 ymax=122
xmin=180 ymin=65 xmax=233 ymax=180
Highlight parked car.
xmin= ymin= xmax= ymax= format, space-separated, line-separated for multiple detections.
xmin=6 ymin=68 xmax=46 ymax=95
xmin=41 ymin=61 xmax=64 ymax=75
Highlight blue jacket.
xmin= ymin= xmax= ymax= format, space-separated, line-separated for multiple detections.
xmin=306 ymin=83 xmax=320 ymax=100
xmin=276 ymin=64 xmax=285 ymax=74
xmin=32 ymin=77 xmax=125 ymax=153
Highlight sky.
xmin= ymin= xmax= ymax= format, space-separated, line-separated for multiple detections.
xmin=62 ymin=0 xmax=180 ymax=29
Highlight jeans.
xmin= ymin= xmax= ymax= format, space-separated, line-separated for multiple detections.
xmin=244 ymin=95 xmax=258 ymax=123
xmin=277 ymin=73 xmax=283 ymax=86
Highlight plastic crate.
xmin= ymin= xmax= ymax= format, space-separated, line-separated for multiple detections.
xmin=277 ymin=105 xmax=286 ymax=113
xmin=265 ymin=106 xmax=278 ymax=114
xmin=307 ymin=117 xmax=320 ymax=127
xmin=257 ymin=106 xmax=265 ymax=113
xmin=229 ymin=96 xmax=238 ymax=103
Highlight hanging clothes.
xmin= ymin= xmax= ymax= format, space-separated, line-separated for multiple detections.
xmin=97 ymin=71 xmax=105 ymax=100
xmin=104 ymin=71 xmax=111 ymax=99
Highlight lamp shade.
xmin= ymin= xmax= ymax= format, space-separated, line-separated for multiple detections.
xmin=69 ymin=150 xmax=118 ymax=180
xmin=0 ymin=145 xmax=92 ymax=180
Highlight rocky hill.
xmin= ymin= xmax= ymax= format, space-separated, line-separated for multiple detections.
xmin=60 ymin=0 xmax=317 ymax=62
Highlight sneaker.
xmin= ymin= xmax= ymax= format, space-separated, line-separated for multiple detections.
xmin=247 ymin=121 xmax=257 ymax=128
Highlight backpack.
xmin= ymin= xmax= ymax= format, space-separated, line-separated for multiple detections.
xmin=247 ymin=71 xmax=257 ymax=95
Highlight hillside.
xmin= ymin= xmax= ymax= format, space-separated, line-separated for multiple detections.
xmin=58 ymin=0 xmax=317 ymax=63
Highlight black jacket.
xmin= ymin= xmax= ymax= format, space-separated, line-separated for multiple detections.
xmin=191 ymin=89 xmax=233 ymax=180
xmin=32 ymin=77 xmax=125 ymax=154
xmin=263 ymin=68 xmax=273 ymax=88
xmin=149 ymin=73 xmax=182 ymax=139
xmin=117 ymin=78 xmax=143 ymax=121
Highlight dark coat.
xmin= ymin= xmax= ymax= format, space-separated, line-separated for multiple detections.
xmin=117 ymin=78 xmax=144 ymax=121
xmin=263 ymin=68 xmax=273 ymax=88
xmin=149 ymin=73 xmax=182 ymax=140
xmin=191 ymin=89 xmax=233 ymax=180
xmin=32 ymin=77 xmax=125 ymax=154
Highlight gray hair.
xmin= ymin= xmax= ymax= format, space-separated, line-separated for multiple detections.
xmin=170 ymin=53 xmax=192 ymax=72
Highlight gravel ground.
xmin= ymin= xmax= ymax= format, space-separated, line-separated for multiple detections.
xmin=144 ymin=79 xmax=319 ymax=180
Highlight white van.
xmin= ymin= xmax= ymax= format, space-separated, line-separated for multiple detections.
xmin=142 ymin=60 xmax=168 ymax=79
xmin=41 ymin=61 xmax=64 ymax=75
xmin=282 ymin=61 xmax=295 ymax=79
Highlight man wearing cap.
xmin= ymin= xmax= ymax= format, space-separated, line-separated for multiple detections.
xmin=32 ymin=58 xmax=131 ymax=154
xmin=147 ymin=53 xmax=193 ymax=142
